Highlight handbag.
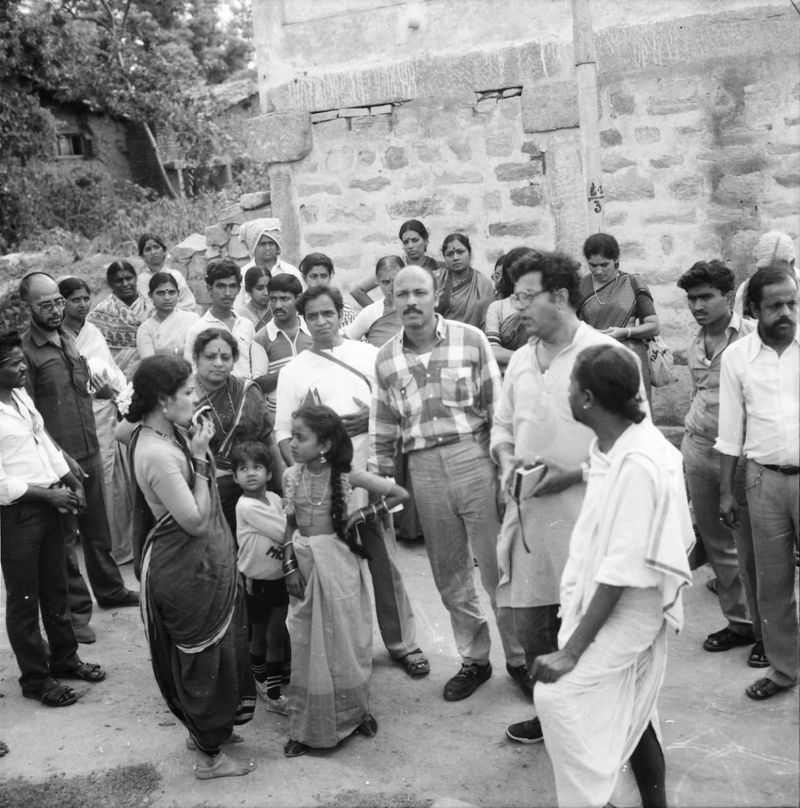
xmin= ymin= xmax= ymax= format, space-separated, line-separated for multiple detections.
xmin=629 ymin=274 xmax=673 ymax=387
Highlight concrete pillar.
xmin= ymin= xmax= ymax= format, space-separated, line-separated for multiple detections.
xmin=268 ymin=163 xmax=301 ymax=266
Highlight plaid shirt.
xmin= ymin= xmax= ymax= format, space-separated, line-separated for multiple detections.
xmin=369 ymin=315 xmax=501 ymax=475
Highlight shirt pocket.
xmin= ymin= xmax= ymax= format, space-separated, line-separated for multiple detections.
xmin=440 ymin=366 xmax=477 ymax=409
xmin=391 ymin=373 xmax=419 ymax=418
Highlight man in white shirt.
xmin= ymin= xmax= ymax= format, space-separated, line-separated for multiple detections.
xmin=275 ymin=286 xmax=429 ymax=677
xmin=491 ymin=251 xmax=647 ymax=743
xmin=0 ymin=331 xmax=106 ymax=706
xmin=184 ymin=259 xmax=268 ymax=379
xmin=717 ymin=266 xmax=800 ymax=701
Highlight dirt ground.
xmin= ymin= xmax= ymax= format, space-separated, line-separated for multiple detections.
xmin=1 ymin=542 xmax=798 ymax=808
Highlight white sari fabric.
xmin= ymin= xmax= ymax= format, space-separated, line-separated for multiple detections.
xmin=536 ymin=420 xmax=693 ymax=807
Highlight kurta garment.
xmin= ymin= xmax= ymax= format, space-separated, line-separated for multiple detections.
xmin=131 ymin=428 xmax=255 ymax=753
xmin=535 ymin=420 xmax=693 ymax=807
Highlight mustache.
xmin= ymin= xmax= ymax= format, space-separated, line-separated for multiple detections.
xmin=403 ymin=306 xmax=423 ymax=315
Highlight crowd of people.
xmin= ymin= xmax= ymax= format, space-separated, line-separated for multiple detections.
xmin=0 ymin=215 xmax=797 ymax=805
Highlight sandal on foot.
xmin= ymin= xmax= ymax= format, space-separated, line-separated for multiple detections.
xmin=745 ymin=677 xmax=790 ymax=701
xmin=186 ymin=732 xmax=243 ymax=750
xmin=28 ymin=681 xmax=78 ymax=707
xmin=354 ymin=713 xmax=378 ymax=738
xmin=747 ymin=641 xmax=770 ymax=669
xmin=0 ymin=741 xmax=8 ymax=757
xmin=284 ymin=739 xmax=309 ymax=758
xmin=194 ymin=751 xmax=253 ymax=780
xmin=397 ymin=649 xmax=430 ymax=677
xmin=52 ymin=662 xmax=106 ymax=682
xmin=702 ymin=628 xmax=753 ymax=652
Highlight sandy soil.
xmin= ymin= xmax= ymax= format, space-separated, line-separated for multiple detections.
xmin=1 ymin=542 xmax=798 ymax=808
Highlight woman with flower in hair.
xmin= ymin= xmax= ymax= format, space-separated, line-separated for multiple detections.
xmin=281 ymin=404 xmax=409 ymax=758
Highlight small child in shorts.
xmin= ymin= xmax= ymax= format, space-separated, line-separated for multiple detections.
xmin=232 ymin=441 xmax=289 ymax=715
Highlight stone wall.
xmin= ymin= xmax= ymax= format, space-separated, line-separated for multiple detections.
xmin=249 ymin=1 xmax=800 ymax=424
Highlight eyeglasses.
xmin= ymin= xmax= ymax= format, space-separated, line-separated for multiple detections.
xmin=510 ymin=289 xmax=547 ymax=306
xmin=30 ymin=297 xmax=67 ymax=315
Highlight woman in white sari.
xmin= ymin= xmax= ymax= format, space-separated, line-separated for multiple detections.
xmin=534 ymin=344 xmax=693 ymax=808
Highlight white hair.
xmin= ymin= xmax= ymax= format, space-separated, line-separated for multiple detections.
xmin=753 ymin=231 xmax=795 ymax=268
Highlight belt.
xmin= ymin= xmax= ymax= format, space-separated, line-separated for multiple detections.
xmin=761 ymin=464 xmax=800 ymax=476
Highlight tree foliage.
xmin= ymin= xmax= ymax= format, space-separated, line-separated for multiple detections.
xmin=0 ymin=0 xmax=254 ymax=247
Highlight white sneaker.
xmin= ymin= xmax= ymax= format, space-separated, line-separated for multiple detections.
xmin=264 ymin=694 xmax=289 ymax=716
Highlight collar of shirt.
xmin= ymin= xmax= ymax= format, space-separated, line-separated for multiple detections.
xmin=202 ymin=309 xmax=243 ymax=328
xmin=400 ymin=313 xmax=447 ymax=352
xmin=265 ymin=316 xmax=309 ymax=341
xmin=693 ymin=311 xmax=745 ymax=342
xmin=746 ymin=325 xmax=800 ymax=362
xmin=28 ymin=320 xmax=62 ymax=348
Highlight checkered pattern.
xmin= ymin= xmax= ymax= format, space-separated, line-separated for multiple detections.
xmin=369 ymin=316 xmax=501 ymax=475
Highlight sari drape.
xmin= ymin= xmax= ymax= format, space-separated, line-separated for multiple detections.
xmin=87 ymin=293 xmax=152 ymax=381
xmin=131 ymin=427 xmax=255 ymax=752
xmin=436 ymin=267 xmax=494 ymax=329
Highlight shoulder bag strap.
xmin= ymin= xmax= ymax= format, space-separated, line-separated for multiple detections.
xmin=309 ymin=346 xmax=372 ymax=392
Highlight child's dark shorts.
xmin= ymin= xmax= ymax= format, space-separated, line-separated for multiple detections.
xmin=244 ymin=577 xmax=289 ymax=623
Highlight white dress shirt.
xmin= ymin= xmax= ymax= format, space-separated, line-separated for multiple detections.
xmin=715 ymin=330 xmax=800 ymax=465
xmin=0 ymin=389 xmax=70 ymax=505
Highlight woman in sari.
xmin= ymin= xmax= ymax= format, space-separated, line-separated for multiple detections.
xmin=88 ymin=260 xmax=151 ymax=381
xmin=58 ymin=276 xmax=132 ymax=564
xmin=136 ymin=232 xmax=197 ymax=312
xmin=192 ymin=327 xmax=282 ymax=532
xmin=125 ymin=355 xmax=255 ymax=779
xmin=343 ymin=256 xmax=403 ymax=347
xmin=234 ymin=267 xmax=273 ymax=332
xmin=576 ymin=234 xmax=660 ymax=403
xmin=351 ymin=220 xmax=441 ymax=307
xmin=137 ymin=272 xmax=200 ymax=359
xmin=483 ymin=247 xmax=539 ymax=371
xmin=436 ymin=233 xmax=494 ymax=329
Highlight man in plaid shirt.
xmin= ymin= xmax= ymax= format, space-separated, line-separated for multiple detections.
xmin=369 ymin=266 xmax=526 ymax=701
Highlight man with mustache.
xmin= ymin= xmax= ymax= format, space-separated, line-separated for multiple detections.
xmin=370 ymin=266 xmax=526 ymax=701
xmin=253 ymin=274 xmax=312 ymax=418
xmin=676 ymin=261 xmax=760 ymax=663
xmin=275 ymin=286 xmax=428 ymax=678
xmin=717 ymin=265 xmax=800 ymax=701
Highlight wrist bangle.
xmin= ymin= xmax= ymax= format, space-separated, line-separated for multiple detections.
xmin=195 ymin=473 xmax=209 ymax=481
xmin=626 ymin=327 xmax=631 ymax=339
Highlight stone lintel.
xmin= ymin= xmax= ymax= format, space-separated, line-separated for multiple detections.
xmin=241 ymin=111 xmax=312 ymax=164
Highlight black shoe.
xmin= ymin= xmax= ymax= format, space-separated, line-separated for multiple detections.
xmin=506 ymin=663 xmax=533 ymax=697
xmin=506 ymin=717 xmax=543 ymax=744
xmin=443 ymin=662 xmax=492 ymax=701
xmin=98 ymin=590 xmax=139 ymax=609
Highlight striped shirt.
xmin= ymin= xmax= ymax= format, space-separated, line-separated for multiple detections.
xmin=369 ymin=315 xmax=501 ymax=475
xmin=253 ymin=318 xmax=313 ymax=414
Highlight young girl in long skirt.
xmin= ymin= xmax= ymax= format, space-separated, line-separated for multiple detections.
xmin=281 ymin=404 xmax=409 ymax=758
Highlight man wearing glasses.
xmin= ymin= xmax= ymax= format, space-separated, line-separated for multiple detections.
xmin=19 ymin=272 xmax=138 ymax=644
xmin=490 ymin=251 xmax=647 ymax=744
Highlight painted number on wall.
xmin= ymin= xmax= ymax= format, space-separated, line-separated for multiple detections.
xmin=588 ymin=181 xmax=604 ymax=214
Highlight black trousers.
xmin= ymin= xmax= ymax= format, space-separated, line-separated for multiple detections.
xmin=65 ymin=451 xmax=128 ymax=617
xmin=1 ymin=500 xmax=80 ymax=695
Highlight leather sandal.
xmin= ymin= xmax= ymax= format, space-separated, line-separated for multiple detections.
xmin=702 ymin=628 xmax=753 ymax=652
xmin=28 ymin=681 xmax=78 ymax=707
xmin=283 ymin=739 xmax=309 ymax=758
xmin=397 ymin=649 xmax=430 ymax=677
xmin=745 ymin=677 xmax=790 ymax=701
xmin=354 ymin=713 xmax=378 ymax=738
xmin=52 ymin=662 xmax=106 ymax=682
xmin=747 ymin=641 xmax=770 ymax=668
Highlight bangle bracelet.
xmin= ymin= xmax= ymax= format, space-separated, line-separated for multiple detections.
xmin=195 ymin=473 xmax=209 ymax=481
xmin=626 ymin=327 xmax=632 ymax=339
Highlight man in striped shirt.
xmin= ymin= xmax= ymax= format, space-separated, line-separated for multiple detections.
xmin=370 ymin=266 xmax=525 ymax=701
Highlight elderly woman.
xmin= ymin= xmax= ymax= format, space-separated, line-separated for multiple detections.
xmin=351 ymin=219 xmax=441 ymax=308
xmin=483 ymin=247 xmax=540 ymax=370
xmin=576 ymin=233 xmax=660 ymax=403
xmin=137 ymin=272 xmax=200 ymax=359
xmin=436 ymin=233 xmax=494 ymax=329
xmin=343 ymin=256 xmax=404 ymax=347
xmin=124 ymin=355 xmax=255 ymax=779
xmin=235 ymin=267 xmax=273 ymax=332
xmin=135 ymin=233 xmax=197 ymax=312
xmin=192 ymin=327 xmax=283 ymax=532
xmin=87 ymin=260 xmax=151 ymax=382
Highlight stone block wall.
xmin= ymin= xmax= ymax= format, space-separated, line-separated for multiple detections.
xmin=293 ymin=88 xmax=552 ymax=289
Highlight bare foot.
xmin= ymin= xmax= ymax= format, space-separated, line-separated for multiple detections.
xmin=194 ymin=751 xmax=254 ymax=780
xmin=186 ymin=731 xmax=244 ymax=750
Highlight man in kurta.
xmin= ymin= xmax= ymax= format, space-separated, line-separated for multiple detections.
xmin=491 ymin=251 xmax=646 ymax=743
xmin=275 ymin=285 xmax=429 ymax=678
